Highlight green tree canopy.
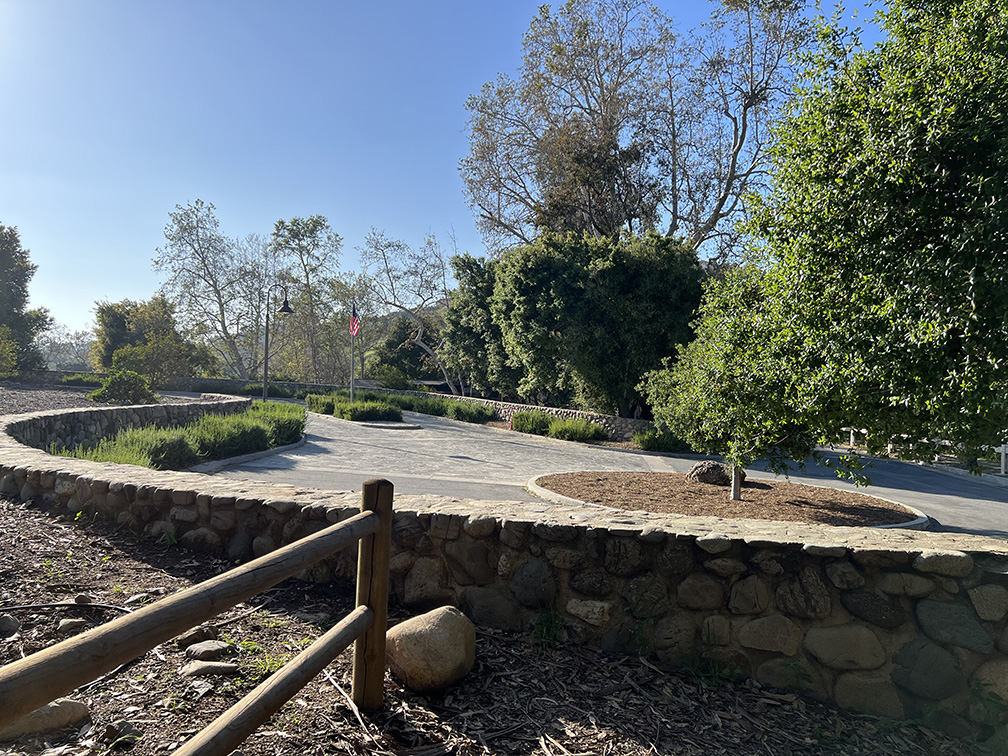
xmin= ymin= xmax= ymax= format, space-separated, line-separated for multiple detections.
xmin=483 ymin=232 xmax=704 ymax=415
xmin=91 ymin=296 xmax=216 ymax=388
xmin=645 ymin=0 xmax=1008 ymax=478
xmin=0 ymin=225 xmax=51 ymax=372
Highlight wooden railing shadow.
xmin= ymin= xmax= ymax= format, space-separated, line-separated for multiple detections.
xmin=0 ymin=478 xmax=393 ymax=756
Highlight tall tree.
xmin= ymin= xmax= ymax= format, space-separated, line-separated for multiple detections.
xmin=270 ymin=216 xmax=342 ymax=384
xmin=38 ymin=323 xmax=94 ymax=372
xmin=460 ymin=0 xmax=809 ymax=256
xmin=155 ymin=201 xmax=272 ymax=380
xmin=360 ymin=229 xmax=457 ymax=394
xmin=0 ymin=225 xmax=51 ymax=371
xmin=645 ymin=0 xmax=1008 ymax=485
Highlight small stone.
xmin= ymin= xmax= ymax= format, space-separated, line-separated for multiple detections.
xmin=104 ymin=719 xmax=141 ymax=747
xmin=968 ymin=584 xmax=1008 ymax=622
xmin=185 ymin=640 xmax=232 ymax=660
xmin=737 ymin=614 xmax=800 ymax=656
xmin=756 ymin=657 xmax=827 ymax=700
xmin=179 ymin=661 xmax=240 ymax=677
xmin=653 ymin=614 xmax=698 ymax=664
xmin=701 ymin=615 xmax=732 ymax=646
xmin=825 ymin=561 xmax=865 ymax=590
xmin=463 ymin=515 xmax=497 ymax=539
xmin=386 ymin=607 xmax=476 ymax=692
xmin=729 ymin=575 xmax=771 ymax=615
xmin=802 ymin=544 xmax=848 ymax=558
xmin=0 ymin=613 xmax=21 ymax=637
xmin=174 ymin=625 xmax=218 ymax=648
xmin=57 ymin=618 xmax=89 ymax=633
xmin=840 ymin=591 xmax=907 ymax=629
xmin=971 ymin=658 xmax=1008 ymax=707
xmin=704 ymin=558 xmax=747 ymax=577
xmin=803 ymin=625 xmax=885 ymax=670
xmin=834 ymin=672 xmax=905 ymax=720
xmin=74 ymin=593 xmax=95 ymax=604
xmin=569 ymin=569 xmax=613 ymax=598
xmin=913 ymin=550 xmax=974 ymax=578
xmin=510 ymin=560 xmax=556 ymax=609
xmin=0 ymin=698 xmax=91 ymax=740
xmin=695 ymin=534 xmax=732 ymax=554
xmin=603 ymin=538 xmax=642 ymax=577
xmin=566 ymin=598 xmax=614 ymax=626
xmin=878 ymin=572 xmax=934 ymax=597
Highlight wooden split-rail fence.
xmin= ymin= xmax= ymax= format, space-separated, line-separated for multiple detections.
xmin=0 ymin=478 xmax=394 ymax=756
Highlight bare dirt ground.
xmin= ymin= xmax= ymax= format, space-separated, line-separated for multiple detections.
xmin=0 ymin=385 xmax=988 ymax=755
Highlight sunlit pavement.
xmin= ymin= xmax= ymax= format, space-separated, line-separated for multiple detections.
xmin=209 ymin=410 xmax=1008 ymax=542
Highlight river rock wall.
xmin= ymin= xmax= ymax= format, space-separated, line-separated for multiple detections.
xmin=2 ymin=404 xmax=1008 ymax=740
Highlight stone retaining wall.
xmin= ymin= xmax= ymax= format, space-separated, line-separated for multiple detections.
xmin=365 ymin=387 xmax=652 ymax=442
xmin=3 ymin=405 xmax=1008 ymax=740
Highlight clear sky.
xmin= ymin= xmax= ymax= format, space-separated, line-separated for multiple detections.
xmin=0 ymin=0 xmax=881 ymax=332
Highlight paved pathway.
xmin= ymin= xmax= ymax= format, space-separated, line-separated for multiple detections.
xmin=209 ymin=411 xmax=1008 ymax=542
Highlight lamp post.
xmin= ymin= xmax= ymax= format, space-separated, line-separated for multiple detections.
xmin=263 ymin=284 xmax=294 ymax=402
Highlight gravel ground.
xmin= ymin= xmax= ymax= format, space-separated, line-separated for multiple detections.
xmin=0 ymin=383 xmax=101 ymax=416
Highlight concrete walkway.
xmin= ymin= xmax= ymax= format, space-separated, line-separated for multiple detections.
xmin=208 ymin=411 xmax=1008 ymax=542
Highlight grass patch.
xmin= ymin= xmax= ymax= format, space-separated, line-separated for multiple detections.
xmin=51 ymin=401 xmax=305 ymax=470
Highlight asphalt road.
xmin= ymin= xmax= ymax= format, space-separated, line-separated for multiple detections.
xmin=208 ymin=411 xmax=1008 ymax=542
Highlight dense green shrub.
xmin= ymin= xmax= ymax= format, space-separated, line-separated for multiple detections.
xmin=446 ymin=401 xmax=495 ymax=424
xmin=305 ymin=393 xmax=337 ymax=415
xmin=633 ymin=427 xmax=693 ymax=453
xmin=373 ymin=364 xmax=413 ymax=391
xmin=412 ymin=396 xmax=448 ymax=416
xmin=89 ymin=370 xmax=158 ymax=405
xmin=546 ymin=417 xmax=607 ymax=442
xmin=59 ymin=373 xmax=105 ymax=387
xmin=337 ymin=401 xmax=402 ymax=422
xmin=58 ymin=427 xmax=197 ymax=470
xmin=511 ymin=410 xmax=552 ymax=436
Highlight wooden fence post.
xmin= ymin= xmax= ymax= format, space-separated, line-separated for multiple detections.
xmin=352 ymin=478 xmax=393 ymax=710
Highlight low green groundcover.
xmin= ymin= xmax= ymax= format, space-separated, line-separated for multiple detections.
xmin=51 ymin=401 xmax=306 ymax=470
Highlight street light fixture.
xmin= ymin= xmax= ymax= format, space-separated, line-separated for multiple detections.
xmin=263 ymin=284 xmax=294 ymax=401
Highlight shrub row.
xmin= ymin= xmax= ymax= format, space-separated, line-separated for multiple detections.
xmin=511 ymin=410 xmax=607 ymax=443
xmin=51 ymin=401 xmax=306 ymax=470
xmin=632 ymin=427 xmax=694 ymax=453
xmin=304 ymin=391 xmax=494 ymax=425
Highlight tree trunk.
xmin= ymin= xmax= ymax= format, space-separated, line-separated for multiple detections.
xmin=730 ymin=465 xmax=742 ymax=501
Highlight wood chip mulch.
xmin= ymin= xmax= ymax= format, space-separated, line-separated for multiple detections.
xmin=536 ymin=471 xmax=919 ymax=527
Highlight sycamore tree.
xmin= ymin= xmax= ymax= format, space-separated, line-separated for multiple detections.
xmin=360 ymin=229 xmax=457 ymax=393
xmin=644 ymin=0 xmax=1008 ymax=495
xmin=460 ymin=0 xmax=809 ymax=259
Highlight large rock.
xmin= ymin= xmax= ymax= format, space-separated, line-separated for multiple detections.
xmin=0 ymin=698 xmax=90 ymax=740
xmin=834 ymin=672 xmax=905 ymax=720
xmin=510 ymin=560 xmax=556 ymax=609
xmin=915 ymin=600 xmax=994 ymax=653
xmin=892 ymin=638 xmax=965 ymax=700
xmin=729 ymin=575 xmax=771 ymax=615
xmin=386 ymin=607 xmax=476 ymax=693
xmin=803 ymin=625 xmax=885 ymax=670
xmin=677 ymin=573 xmax=724 ymax=610
xmin=737 ymin=614 xmax=800 ymax=655
xmin=775 ymin=566 xmax=831 ymax=619
xmin=687 ymin=461 xmax=733 ymax=486
xmin=839 ymin=590 xmax=906 ymax=629
xmin=968 ymin=584 xmax=1008 ymax=622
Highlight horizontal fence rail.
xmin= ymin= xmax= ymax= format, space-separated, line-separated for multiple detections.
xmin=0 ymin=478 xmax=394 ymax=744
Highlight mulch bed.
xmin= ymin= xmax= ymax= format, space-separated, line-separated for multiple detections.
xmin=536 ymin=471 xmax=918 ymax=527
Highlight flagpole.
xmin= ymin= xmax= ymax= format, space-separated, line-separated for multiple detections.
xmin=349 ymin=302 xmax=355 ymax=403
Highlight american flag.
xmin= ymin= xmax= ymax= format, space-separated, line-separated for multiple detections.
xmin=349 ymin=303 xmax=360 ymax=336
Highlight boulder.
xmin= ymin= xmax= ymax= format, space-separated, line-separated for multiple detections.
xmin=0 ymin=698 xmax=90 ymax=741
xmin=687 ymin=461 xmax=736 ymax=486
xmin=386 ymin=606 xmax=476 ymax=693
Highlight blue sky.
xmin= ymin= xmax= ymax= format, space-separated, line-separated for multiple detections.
xmin=0 ymin=1 xmax=881 ymax=332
